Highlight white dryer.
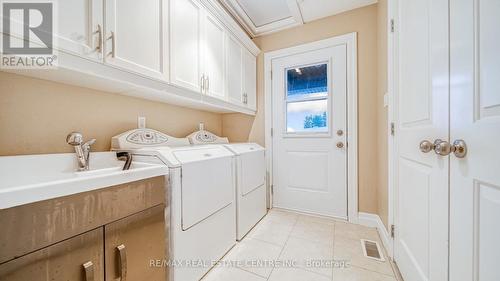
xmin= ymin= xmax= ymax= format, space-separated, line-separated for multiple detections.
xmin=111 ymin=128 xmax=236 ymax=281
xmin=187 ymin=127 xmax=266 ymax=240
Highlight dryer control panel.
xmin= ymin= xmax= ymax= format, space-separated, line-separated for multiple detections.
xmin=187 ymin=130 xmax=229 ymax=145
xmin=112 ymin=128 xmax=190 ymax=149
xmin=187 ymin=123 xmax=229 ymax=145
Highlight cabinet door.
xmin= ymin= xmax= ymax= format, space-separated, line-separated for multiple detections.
xmin=57 ymin=0 xmax=104 ymax=61
xmin=203 ymin=12 xmax=226 ymax=99
xmin=226 ymin=35 xmax=244 ymax=105
xmin=104 ymin=0 xmax=168 ymax=80
xmin=105 ymin=205 xmax=167 ymax=281
xmin=170 ymin=0 xmax=203 ymax=92
xmin=243 ymin=49 xmax=257 ymax=110
xmin=0 ymin=228 xmax=104 ymax=281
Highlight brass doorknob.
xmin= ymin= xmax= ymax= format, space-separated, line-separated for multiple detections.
xmin=433 ymin=139 xmax=453 ymax=156
xmin=452 ymin=139 xmax=467 ymax=158
xmin=419 ymin=140 xmax=434 ymax=153
xmin=336 ymin=142 xmax=344 ymax=149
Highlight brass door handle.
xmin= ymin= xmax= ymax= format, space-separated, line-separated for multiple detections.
xmin=83 ymin=261 xmax=94 ymax=281
xmin=117 ymin=244 xmax=127 ymax=281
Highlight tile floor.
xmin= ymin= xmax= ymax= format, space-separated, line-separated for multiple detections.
xmin=202 ymin=208 xmax=400 ymax=281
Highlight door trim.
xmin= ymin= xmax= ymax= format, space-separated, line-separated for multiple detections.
xmin=263 ymin=32 xmax=359 ymax=223
xmin=386 ymin=0 xmax=397 ymax=259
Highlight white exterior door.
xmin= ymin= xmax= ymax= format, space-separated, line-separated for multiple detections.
xmin=104 ymin=0 xmax=168 ymax=80
xmin=57 ymin=0 xmax=103 ymax=61
xmin=449 ymin=0 xmax=500 ymax=280
xmin=394 ymin=1 xmax=450 ymax=281
xmin=202 ymin=13 xmax=225 ymax=99
xmin=272 ymin=45 xmax=347 ymax=218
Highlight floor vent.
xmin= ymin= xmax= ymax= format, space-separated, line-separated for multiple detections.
xmin=361 ymin=239 xmax=385 ymax=262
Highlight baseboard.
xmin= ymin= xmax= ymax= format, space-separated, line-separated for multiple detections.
xmin=357 ymin=212 xmax=393 ymax=259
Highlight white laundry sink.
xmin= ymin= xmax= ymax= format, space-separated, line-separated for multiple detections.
xmin=0 ymin=152 xmax=168 ymax=209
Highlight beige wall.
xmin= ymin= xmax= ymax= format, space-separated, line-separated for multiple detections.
xmin=222 ymin=4 xmax=380 ymax=214
xmin=0 ymin=72 xmax=222 ymax=156
xmin=377 ymin=0 xmax=389 ymax=229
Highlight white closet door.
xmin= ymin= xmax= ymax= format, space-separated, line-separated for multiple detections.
xmin=394 ymin=0 xmax=449 ymax=281
xmin=170 ymin=0 xmax=203 ymax=91
xmin=243 ymin=49 xmax=257 ymax=110
xmin=57 ymin=0 xmax=103 ymax=61
xmin=449 ymin=0 xmax=500 ymax=280
xmin=226 ymin=35 xmax=243 ymax=105
xmin=104 ymin=0 xmax=167 ymax=80
xmin=203 ymin=13 xmax=225 ymax=99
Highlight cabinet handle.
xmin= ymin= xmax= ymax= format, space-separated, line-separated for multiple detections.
xmin=200 ymin=75 xmax=205 ymax=93
xmin=206 ymin=76 xmax=210 ymax=93
xmin=94 ymin=24 xmax=102 ymax=52
xmin=107 ymin=31 xmax=115 ymax=58
xmin=117 ymin=244 xmax=127 ymax=281
xmin=83 ymin=261 xmax=94 ymax=281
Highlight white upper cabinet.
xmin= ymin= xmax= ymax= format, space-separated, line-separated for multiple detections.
xmin=226 ymin=35 xmax=243 ymax=105
xmin=56 ymin=0 xmax=103 ymax=61
xmin=202 ymin=13 xmax=226 ymax=99
xmin=243 ymin=48 xmax=257 ymax=110
xmin=104 ymin=0 xmax=168 ymax=81
xmin=226 ymin=33 xmax=257 ymax=110
xmin=4 ymin=0 xmax=259 ymax=114
xmin=170 ymin=0 xmax=203 ymax=92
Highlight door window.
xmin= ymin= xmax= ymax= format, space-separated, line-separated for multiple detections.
xmin=285 ymin=63 xmax=329 ymax=134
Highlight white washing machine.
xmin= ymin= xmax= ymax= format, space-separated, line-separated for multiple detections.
xmin=187 ymin=126 xmax=267 ymax=240
xmin=111 ymin=128 xmax=236 ymax=281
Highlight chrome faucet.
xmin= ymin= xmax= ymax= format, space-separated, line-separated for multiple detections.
xmin=66 ymin=132 xmax=96 ymax=171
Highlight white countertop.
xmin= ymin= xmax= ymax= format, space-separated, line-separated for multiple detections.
xmin=0 ymin=152 xmax=169 ymax=209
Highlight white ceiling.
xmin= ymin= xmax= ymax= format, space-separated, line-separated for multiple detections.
xmin=220 ymin=0 xmax=377 ymax=37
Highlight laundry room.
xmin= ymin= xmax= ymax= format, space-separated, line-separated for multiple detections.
xmin=1 ymin=0 xmax=499 ymax=281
